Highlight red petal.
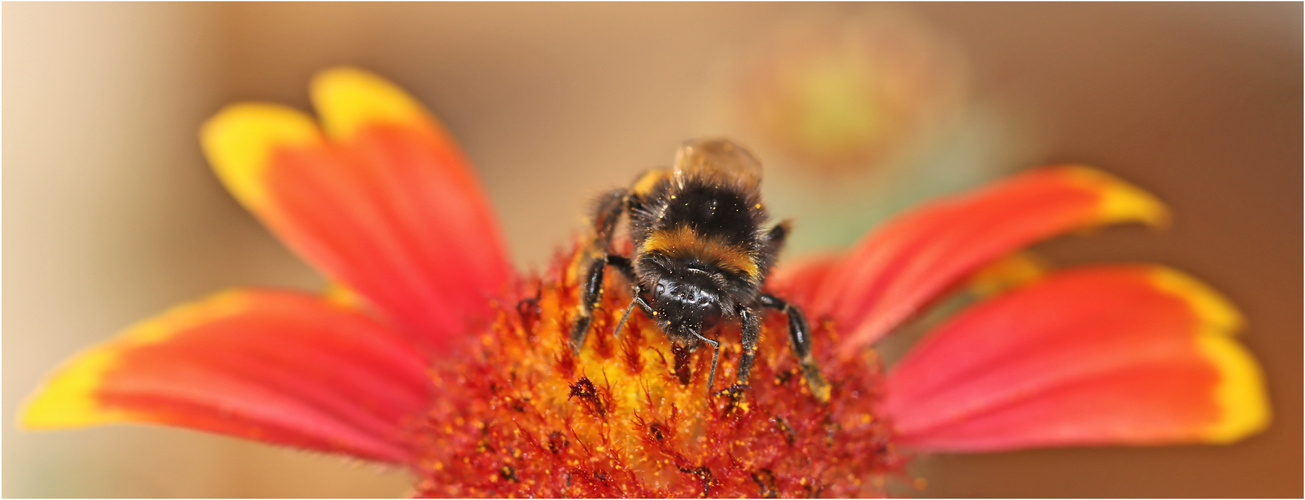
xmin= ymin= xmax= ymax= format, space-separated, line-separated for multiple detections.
xmin=881 ymin=266 xmax=1270 ymax=452
xmin=21 ymin=290 xmax=434 ymax=464
xmin=202 ymin=68 xmax=513 ymax=354
xmin=767 ymin=252 xmax=841 ymax=306
xmin=799 ymin=166 xmax=1168 ymax=357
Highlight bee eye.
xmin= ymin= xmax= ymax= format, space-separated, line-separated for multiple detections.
xmin=700 ymin=299 xmax=721 ymax=329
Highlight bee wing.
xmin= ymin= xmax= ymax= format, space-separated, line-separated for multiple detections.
xmin=673 ymin=138 xmax=762 ymax=189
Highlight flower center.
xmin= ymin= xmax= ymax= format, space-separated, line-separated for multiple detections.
xmin=411 ymin=249 xmax=904 ymax=497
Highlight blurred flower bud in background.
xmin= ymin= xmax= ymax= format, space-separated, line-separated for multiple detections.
xmin=736 ymin=10 xmax=968 ymax=176
xmin=708 ymin=9 xmax=1039 ymax=254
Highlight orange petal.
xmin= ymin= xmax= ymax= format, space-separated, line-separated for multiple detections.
xmin=802 ymin=166 xmax=1167 ymax=357
xmin=20 ymin=290 xmax=434 ymax=464
xmin=880 ymin=266 xmax=1269 ymax=452
xmin=201 ymin=68 xmax=513 ymax=354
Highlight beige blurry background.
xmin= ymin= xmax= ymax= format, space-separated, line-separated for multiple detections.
xmin=4 ymin=3 xmax=1300 ymax=497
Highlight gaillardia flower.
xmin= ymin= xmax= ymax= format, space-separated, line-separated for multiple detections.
xmin=22 ymin=68 xmax=1269 ymax=497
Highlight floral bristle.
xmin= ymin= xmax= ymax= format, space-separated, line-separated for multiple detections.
xmin=412 ymin=247 xmax=903 ymax=497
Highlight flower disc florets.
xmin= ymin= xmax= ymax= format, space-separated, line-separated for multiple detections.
xmin=413 ymin=248 xmax=904 ymax=497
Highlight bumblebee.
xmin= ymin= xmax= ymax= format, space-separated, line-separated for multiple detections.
xmin=570 ymin=138 xmax=830 ymax=402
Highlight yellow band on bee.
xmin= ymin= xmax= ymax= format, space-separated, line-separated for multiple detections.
xmin=631 ymin=169 xmax=673 ymax=197
xmin=642 ymin=226 xmax=760 ymax=278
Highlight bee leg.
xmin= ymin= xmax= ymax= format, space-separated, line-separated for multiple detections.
xmin=756 ymin=221 xmax=792 ymax=276
xmin=605 ymin=254 xmax=637 ymax=284
xmin=760 ymin=293 xmax=831 ymax=403
xmin=689 ymin=329 xmax=721 ymax=394
xmin=569 ymin=257 xmax=607 ymax=352
xmin=591 ymin=188 xmax=628 ymax=252
xmin=569 ymin=190 xmax=632 ymax=353
xmin=736 ymin=307 xmax=762 ymax=386
xmin=569 ymin=254 xmax=641 ymax=352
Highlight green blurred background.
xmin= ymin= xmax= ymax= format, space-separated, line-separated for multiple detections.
xmin=4 ymin=3 xmax=1300 ymax=497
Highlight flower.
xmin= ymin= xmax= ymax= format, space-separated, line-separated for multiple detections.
xmin=718 ymin=11 xmax=1020 ymax=261
xmin=731 ymin=11 xmax=970 ymax=177
xmin=21 ymin=67 xmax=1270 ymax=496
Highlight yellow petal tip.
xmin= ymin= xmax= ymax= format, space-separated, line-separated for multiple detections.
xmin=20 ymin=347 xmax=131 ymax=430
xmin=324 ymin=281 xmax=366 ymax=309
xmin=1061 ymin=165 xmax=1171 ymax=227
xmin=19 ymin=290 xmax=251 ymax=430
xmin=1146 ymin=266 xmax=1268 ymax=444
xmin=1196 ymin=333 xmax=1272 ymax=443
xmin=1149 ymin=266 xmax=1245 ymax=332
xmin=201 ymin=103 xmax=322 ymax=209
xmin=966 ymin=251 xmax=1048 ymax=297
xmin=310 ymin=66 xmax=432 ymax=139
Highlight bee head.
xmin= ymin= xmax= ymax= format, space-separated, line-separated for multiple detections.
xmin=651 ymin=272 xmax=723 ymax=338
